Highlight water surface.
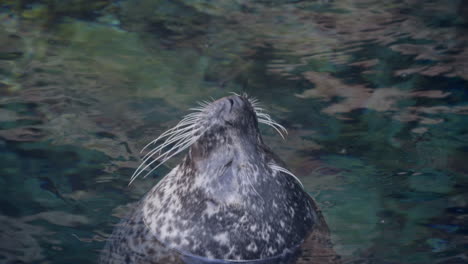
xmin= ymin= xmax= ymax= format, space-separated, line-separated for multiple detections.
xmin=0 ymin=1 xmax=467 ymax=263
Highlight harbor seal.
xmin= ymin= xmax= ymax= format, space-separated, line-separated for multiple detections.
xmin=100 ymin=94 xmax=339 ymax=264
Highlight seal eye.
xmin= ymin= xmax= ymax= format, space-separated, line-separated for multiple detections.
xmin=228 ymin=98 xmax=234 ymax=107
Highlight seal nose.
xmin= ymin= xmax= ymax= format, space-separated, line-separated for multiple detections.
xmin=224 ymin=96 xmax=244 ymax=112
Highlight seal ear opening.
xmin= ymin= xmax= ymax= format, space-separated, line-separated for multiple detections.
xmin=224 ymin=160 xmax=233 ymax=168
xmin=228 ymin=98 xmax=234 ymax=108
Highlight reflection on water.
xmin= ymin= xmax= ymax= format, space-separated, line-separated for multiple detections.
xmin=0 ymin=0 xmax=467 ymax=263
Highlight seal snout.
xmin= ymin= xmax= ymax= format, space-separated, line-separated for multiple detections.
xmin=223 ymin=95 xmax=246 ymax=113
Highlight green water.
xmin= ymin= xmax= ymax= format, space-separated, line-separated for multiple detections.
xmin=0 ymin=1 xmax=467 ymax=263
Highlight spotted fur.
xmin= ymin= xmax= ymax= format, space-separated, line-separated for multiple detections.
xmin=100 ymin=95 xmax=329 ymax=264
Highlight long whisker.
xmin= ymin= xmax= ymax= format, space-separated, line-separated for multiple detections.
xmin=131 ymin=93 xmax=289 ymax=185
xmin=141 ymin=125 xmax=195 ymax=155
xmin=246 ymin=96 xmax=288 ymax=139
xmin=142 ymin=125 xmax=196 ymax=154
xmin=140 ymin=111 xmax=203 ymax=153
xmin=268 ymin=163 xmax=304 ymax=189
xmin=130 ymin=108 xmax=207 ymax=185
xmin=142 ymin=131 xmax=193 ymax=162
xmin=259 ymin=120 xmax=286 ymax=139
xmin=244 ymin=170 xmax=264 ymax=203
xmin=131 ymin=133 xmax=197 ymax=185
xmin=129 ymin=128 xmax=202 ymax=185
xmin=130 ymin=138 xmax=197 ymax=185
xmin=256 ymin=113 xmax=287 ymax=134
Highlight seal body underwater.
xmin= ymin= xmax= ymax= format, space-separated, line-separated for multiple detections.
xmin=100 ymin=95 xmax=340 ymax=264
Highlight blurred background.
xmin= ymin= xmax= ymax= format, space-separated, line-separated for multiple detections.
xmin=0 ymin=0 xmax=467 ymax=263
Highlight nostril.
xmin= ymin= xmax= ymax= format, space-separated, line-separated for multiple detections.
xmin=223 ymin=96 xmax=244 ymax=113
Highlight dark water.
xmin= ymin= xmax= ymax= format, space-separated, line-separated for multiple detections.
xmin=1 ymin=1 xmax=467 ymax=263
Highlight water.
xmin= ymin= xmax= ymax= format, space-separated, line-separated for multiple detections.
xmin=0 ymin=0 xmax=467 ymax=263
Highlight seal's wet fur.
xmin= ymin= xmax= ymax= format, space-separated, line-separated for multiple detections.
xmin=100 ymin=95 xmax=340 ymax=264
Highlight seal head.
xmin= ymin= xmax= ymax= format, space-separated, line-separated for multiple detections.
xmin=139 ymin=95 xmax=317 ymax=260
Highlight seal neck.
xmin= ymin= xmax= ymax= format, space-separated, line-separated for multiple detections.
xmin=183 ymin=136 xmax=269 ymax=205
